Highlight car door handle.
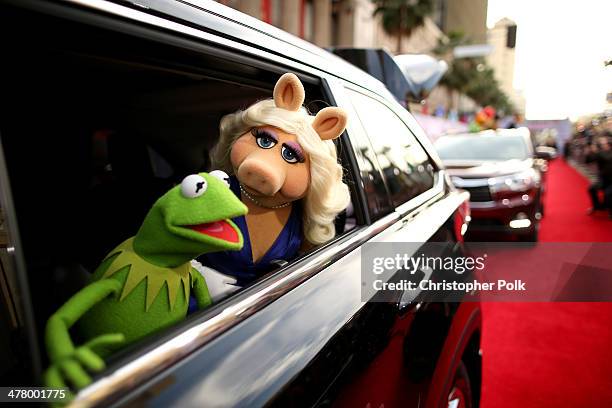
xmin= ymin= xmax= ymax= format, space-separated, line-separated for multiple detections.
xmin=397 ymin=265 xmax=434 ymax=315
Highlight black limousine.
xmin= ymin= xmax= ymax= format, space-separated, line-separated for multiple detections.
xmin=0 ymin=0 xmax=481 ymax=407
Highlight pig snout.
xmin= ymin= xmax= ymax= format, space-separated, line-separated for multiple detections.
xmin=237 ymin=158 xmax=285 ymax=196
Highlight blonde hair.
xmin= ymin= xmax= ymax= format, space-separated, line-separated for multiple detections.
xmin=211 ymin=99 xmax=350 ymax=245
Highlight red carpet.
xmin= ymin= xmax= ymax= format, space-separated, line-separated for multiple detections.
xmin=539 ymin=159 xmax=612 ymax=242
xmin=480 ymin=160 xmax=612 ymax=408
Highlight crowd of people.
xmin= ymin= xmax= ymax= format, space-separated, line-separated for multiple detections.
xmin=566 ymin=116 xmax=612 ymax=219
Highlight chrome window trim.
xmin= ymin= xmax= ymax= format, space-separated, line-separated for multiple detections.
xmin=395 ymin=170 xmax=446 ymax=217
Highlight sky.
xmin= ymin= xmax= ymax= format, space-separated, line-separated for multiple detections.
xmin=486 ymin=0 xmax=612 ymax=120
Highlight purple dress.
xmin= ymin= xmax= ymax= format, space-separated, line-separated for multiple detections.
xmin=197 ymin=176 xmax=303 ymax=286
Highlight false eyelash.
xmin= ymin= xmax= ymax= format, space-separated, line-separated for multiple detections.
xmin=251 ymin=128 xmax=278 ymax=143
xmin=283 ymin=141 xmax=305 ymax=163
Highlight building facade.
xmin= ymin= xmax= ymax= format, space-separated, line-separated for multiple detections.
xmin=217 ymin=0 xmax=445 ymax=54
xmin=486 ymin=18 xmax=526 ymax=114
xmin=217 ymin=0 xmax=492 ymax=117
xmin=438 ymin=0 xmax=488 ymax=43
xmin=217 ymin=0 xmax=332 ymax=45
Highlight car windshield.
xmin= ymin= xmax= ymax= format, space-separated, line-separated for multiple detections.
xmin=434 ymin=134 xmax=529 ymax=161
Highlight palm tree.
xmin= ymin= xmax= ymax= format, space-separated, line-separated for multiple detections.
xmin=433 ymin=30 xmax=468 ymax=58
xmin=432 ymin=31 xmax=474 ymax=111
xmin=372 ymin=0 xmax=434 ymax=53
xmin=433 ymin=31 xmax=474 ymax=93
xmin=433 ymin=31 xmax=514 ymax=113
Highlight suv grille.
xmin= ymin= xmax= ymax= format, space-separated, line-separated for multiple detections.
xmin=464 ymin=185 xmax=492 ymax=202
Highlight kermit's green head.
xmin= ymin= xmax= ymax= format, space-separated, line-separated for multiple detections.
xmin=133 ymin=171 xmax=247 ymax=267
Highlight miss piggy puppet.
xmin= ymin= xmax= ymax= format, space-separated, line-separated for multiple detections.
xmin=198 ymin=73 xmax=350 ymax=285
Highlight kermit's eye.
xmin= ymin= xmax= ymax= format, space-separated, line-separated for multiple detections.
xmin=209 ymin=169 xmax=230 ymax=188
xmin=181 ymin=174 xmax=207 ymax=198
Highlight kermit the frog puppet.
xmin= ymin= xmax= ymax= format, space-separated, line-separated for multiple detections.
xmin=44 ymin=171 xmax=246 ymax=392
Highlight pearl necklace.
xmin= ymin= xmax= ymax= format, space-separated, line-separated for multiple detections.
xmin=239 ymin=184 xmax=291 ymax=209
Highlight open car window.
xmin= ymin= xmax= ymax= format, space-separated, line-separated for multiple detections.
xmin=0 ymin=5 xmax=363 ymax=390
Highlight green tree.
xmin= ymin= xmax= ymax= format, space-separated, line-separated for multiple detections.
xmin=433 ymin=31 xmax=476 ymax=94
xmin=433 ymin=31 xmax=514 ymax=113
xmin=464 ymin=65 xmax=513 ymax=113
xmin=372 ymin=0 xmax=434 ymax=53
xmin=433 ymin=30 xmax=469 ymax=57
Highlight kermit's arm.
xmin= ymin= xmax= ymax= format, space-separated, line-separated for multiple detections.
xmin=46 ymin=278 xmax=123 ymax=363
xmin=190 ymin=268 xmax=213 ymax=309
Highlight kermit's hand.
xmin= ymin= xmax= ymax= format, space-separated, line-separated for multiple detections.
xmin=44 ymin=333 xmax=125 ymax=394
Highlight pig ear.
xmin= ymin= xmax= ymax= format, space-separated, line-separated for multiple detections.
xmin=273 ymin=73 xmax=305 ymax=111
xmin=312 ymin=107 xmax=347 ymax=141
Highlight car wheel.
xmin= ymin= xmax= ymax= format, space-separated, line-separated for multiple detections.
xmin=447 ymin=361 xmax=473 ymax=408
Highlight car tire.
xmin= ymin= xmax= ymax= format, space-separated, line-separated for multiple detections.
xmin=447 ymin=361 xmax=473 ymax=408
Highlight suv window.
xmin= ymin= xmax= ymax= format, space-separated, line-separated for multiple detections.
xmin=348 ymin=90 xmax=436 ymax=207
xmin=336 ymin=90 xmax=393 ymax=221
xmin=0 ymin=6 xmax=360 ymax=387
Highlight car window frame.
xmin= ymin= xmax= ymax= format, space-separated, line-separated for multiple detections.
xmin=325 ymin=77 xmax=395 ymax=221
xmin=341 ymin=84 xmax=443 ymax=217
xmin=1 ymin=0 xmax=382 ymax=404
xmin=0 ymin=133 xmax=43 ymax=382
